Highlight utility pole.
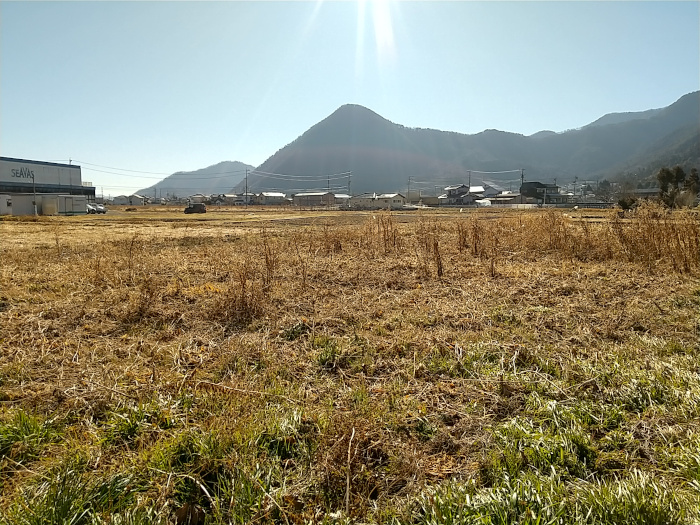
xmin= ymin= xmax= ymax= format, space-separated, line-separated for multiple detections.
xmin=347 ymin=174 xmax=352 ymax=195
xmin=520 ymin=169 xmax=525 ymax=204
xmin=245 ymin=169 xmax=249 ymax=208
xmin=407 ymin=177 xmax=412 ymax=204
xmin=468 ymin=170 xmax=472 ymax=191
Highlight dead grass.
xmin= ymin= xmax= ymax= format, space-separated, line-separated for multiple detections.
xmin=1 ymin=204 xmax=699 ymax=523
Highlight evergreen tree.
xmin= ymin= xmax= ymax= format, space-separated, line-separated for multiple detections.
xmin=685 ymin=167 xmax=699 ymax=196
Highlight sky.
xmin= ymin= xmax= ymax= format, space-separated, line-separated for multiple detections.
xmin=1 ymin=1 xmax=698 ymax=196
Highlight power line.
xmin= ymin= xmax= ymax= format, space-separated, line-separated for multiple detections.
xmin=466 ymin=169 xmax=522 ymax=174
xmin=73 ymin=160 xmax=174 ymax=175
xmin=249 ymin=173 xmax=352 ymax=183
xmin=80 ymin=166 xmax=249 ymax=180
xmin=250 ymin=169 xmax=352 ymax=181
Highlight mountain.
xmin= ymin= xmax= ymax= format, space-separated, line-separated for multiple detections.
xmin=138 ymin=161 xmax=253 ymax=198
xmin=581 ymin=107 xmax=664 ymax=129
xmin=237 ymin=92 xmax=699 ymax=195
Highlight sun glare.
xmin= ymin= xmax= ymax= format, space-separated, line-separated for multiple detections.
xmin=357 ymin=0 xmax=398 ymax=71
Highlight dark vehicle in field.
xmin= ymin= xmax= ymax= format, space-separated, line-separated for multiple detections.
xmin=184 ymin=203 xmax=206 ymax=214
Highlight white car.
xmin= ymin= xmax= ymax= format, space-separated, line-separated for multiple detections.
xmin=87 ymin=203 xmax=107 ymax=214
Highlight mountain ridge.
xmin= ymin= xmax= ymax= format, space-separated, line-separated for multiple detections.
xmin=138 ymin=160 xmax=254 ymax=198
xmin=140 ymin=92 xmax=699 ymax=197
xmin=236 ymin=91 xmax=699 ymax=194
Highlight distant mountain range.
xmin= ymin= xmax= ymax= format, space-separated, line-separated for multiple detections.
xmin=141 ymin=92 xmax=699 ymax=197
xmin=137 ymin=161 xmax=253 ymax=198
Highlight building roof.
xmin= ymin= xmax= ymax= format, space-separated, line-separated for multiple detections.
xmin=377 ymin=193 xmax=405 ymax=199
xmin=260 ymin=192 xmax=286 ymax=197
xmin=350 ymin=193 xmax=377 ymax=199
xmin=0 ymin=156 xmax=81 ymax=170
xmin=294 ymin=192 xmax=333 ymax=197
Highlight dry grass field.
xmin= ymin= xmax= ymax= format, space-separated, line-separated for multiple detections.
xmin=1 ymin=204 xmax=699 ymax=524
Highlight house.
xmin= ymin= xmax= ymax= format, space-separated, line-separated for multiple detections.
xmin=349 ymin=193 xmax=377 ymax=209
xmin=478 ymin=183 xmax=503 ymax=198
xmin=189 ymin=194 xmax=207 ymax=204
xmin=113 ymin=194 xmax=146 ymax=206
xmin=112 ymin=195 xmax=129 ymax=205
xmin=419 ymin=195 xmax=439 ymax=206
xmin=292 ymin=192 xmax=335 ymax=207
xmin=445 ymin=184 xmax=469 ymax=198
xmin=219 ymin=194 xmax=237 ymax=204
xmin=375 ymin=193 xmax=406 ymax=209
xmin=439 ymin=184 xmax=476 ymax=206
xmin=234 ymin=192 xmax=256 ymax=205
xmin=334 ymin=194 xmax=351 ymax=207
xmin=520 ymin=182 xmax=566 ymax=204
xmin=349 ymin=193 xmax=406 ymax=209
xmin=256 ymin=192 xmax=287 ymax=205
xmin=490 ymin=192 xmax=521 ymax=206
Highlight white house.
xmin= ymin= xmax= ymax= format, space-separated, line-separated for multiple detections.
xmin=376 ymin=193 xmax=406 ymax=209
xmin=257 ymin=192 xmax=287 ymax=205
xmin=349 ymin=193 xmax=405 ymax=209
xmin=113 ymin=194 xmax=146 ymax=206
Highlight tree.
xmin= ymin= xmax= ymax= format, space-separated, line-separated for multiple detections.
xmin=684 ymin=167 xmax=699 ymax=196
xmin=657 ymin=167 xmax=673 ymax=196
xmin=657 ymin=165 xmax=698 ymax=207
xmin=598 ymin=179 xmax=613 ymax=202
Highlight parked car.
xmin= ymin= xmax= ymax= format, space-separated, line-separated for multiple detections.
xmin=184 ymin=203 xmax=206 ymax=214
xmin=87 ymin=203 xmax=108 ymax=214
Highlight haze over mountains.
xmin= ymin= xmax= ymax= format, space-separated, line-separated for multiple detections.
xmin=141 ymin=92 xmax=699 ymax=196
xmin=138 ymin=161 xmax=253 ymax=198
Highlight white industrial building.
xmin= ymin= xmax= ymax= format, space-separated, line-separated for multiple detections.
xmin=0 ymin=157 xmax=95 ymax=215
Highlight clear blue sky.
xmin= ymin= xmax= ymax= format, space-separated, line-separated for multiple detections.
xmin=2 ymin=1 xmax=698 ymax=196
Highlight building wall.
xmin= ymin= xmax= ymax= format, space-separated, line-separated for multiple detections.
xmin=0 ymin=195 xmax=11 ymax=215
xmin=349 ymin=197 xmax=376 ymax=209
xmin=9 ymin=194 xmax=88 ymax=216
xmin=293 ymin=193 xmax=334 ymax=206
xmin=0 ymin=157 xmax=95 ymax=199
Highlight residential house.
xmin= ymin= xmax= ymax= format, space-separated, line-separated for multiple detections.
xmin=292 ymin=192 xmax=335 ymax=207
xmin=520 ymin=182 xmax=566 ymax=204
xmin=234 ymin=192 xmax=256 ymax=205
xmin=375 ymin=193 xmax=406 ymax=209
xmin=334 ymin=194 xmax=351 ymax=207
xmin=113 ymin=194 xmax=146 ymax=206
xmin=189 ymin=194 xmax=207 ymax=204
xmin=439 ymin=184 xmax=475 ymax=206
xmin=349 ymin=193 xmax=378 ymax=209
xmin=490 ymin=192 xmax=521 ymax=206
xmin=349 ymin=193 xmax=405 ymax=209
xmin=256 ymin=192 xmax=287 ymax=205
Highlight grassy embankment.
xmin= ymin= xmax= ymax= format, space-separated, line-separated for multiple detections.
xmin=1 ymin=204 xmax=699 ymax=524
